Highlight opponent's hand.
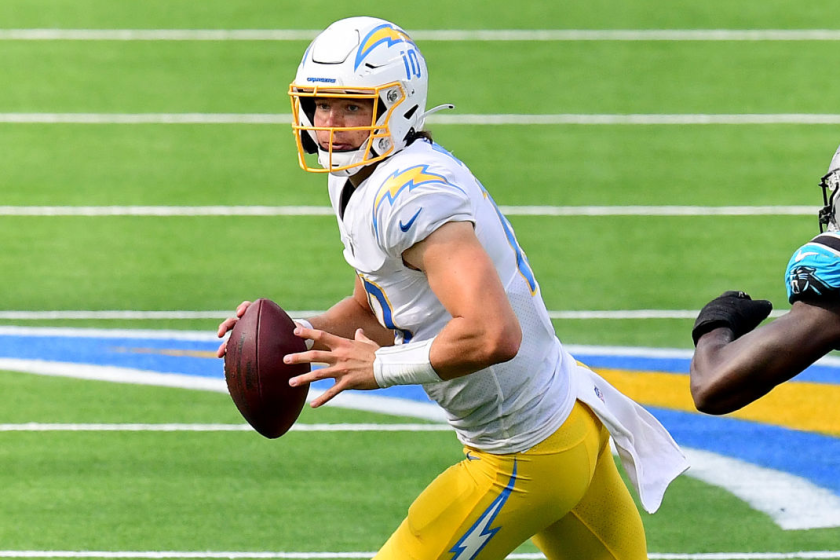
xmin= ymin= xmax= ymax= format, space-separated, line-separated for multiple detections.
xmin=285 ymin=327 xmax=381 ymax=408
xmin=692 ymin=291 xmax=773 ymax=345
xmin=215 ymin=300 xmax=252 ymax=358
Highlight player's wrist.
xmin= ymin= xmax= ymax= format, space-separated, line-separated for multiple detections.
xmin=373 ymin=338 xmax=441 ymax=387
xmin=692 ymin=321 xmax=734 ymax=344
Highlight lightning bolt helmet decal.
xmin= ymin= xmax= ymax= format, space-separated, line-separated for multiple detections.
xmin=355 ymin=24 xmax=415 ymax=71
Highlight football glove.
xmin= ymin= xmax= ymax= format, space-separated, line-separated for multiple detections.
xmin=692 ymin=291 xmax=773 ymax=345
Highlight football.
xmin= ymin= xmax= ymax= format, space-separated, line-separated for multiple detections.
xmin=223 ymin=298 xmax=310 ymax=438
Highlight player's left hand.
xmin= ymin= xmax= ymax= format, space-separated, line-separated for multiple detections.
xmin=215 ymin=300 xmax=253 ymax=358
xmin=285 ymin=326 xmax=381 ymax=408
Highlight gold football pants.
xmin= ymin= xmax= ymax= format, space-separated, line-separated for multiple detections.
xmin=374 ymin=400 xmax=647 ymax=560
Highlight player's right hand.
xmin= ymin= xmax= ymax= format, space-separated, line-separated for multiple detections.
xmin=692 ymin=291 xmax=773 ymax=345
xmin=216 ymin=300 xmax=252 ymax=358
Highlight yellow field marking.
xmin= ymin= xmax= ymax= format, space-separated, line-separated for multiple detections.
xmin=597 ymin=368 xmax=840 ymax=437
xmin=111 ymin=347 xmax=218 ymax=359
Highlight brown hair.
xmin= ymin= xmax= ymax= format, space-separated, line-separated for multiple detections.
xmin=406 ymin=129 xmax=434 ymax=145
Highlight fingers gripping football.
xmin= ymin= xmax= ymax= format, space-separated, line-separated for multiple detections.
xmin=216 ymin=300 xmax=252 ymax=358
xmin=287 ymin=327 xmax=381 ymax=408
xmin=692 ymin=291 xmax=773 ymax=345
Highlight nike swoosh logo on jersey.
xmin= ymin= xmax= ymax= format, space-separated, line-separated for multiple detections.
xmin=399 ymin=208 xmax=423 ymax=232
xmin=795 ymin=250 xmax=820 ymax=262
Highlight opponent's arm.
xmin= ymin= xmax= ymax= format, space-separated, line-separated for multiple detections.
xmin=691 ymin=295 xmax=840 ymax=414
xmin=401 ymin=220 xmax=522 ymax=380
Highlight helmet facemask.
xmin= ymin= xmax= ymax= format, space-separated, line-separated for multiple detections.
xmin=290 ymin=83 xmax=409 ymax=177
xmin=819 ymin=167 xmax=840 ymax=232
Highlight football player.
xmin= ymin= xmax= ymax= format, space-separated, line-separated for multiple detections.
xmin=691 ymin=143 xmax=840 ymax=414
xmin=218 ymin=17 xmax=687 ymax=559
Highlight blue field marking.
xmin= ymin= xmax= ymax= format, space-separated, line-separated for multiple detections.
xmin=7 ymin=334 xmax=222 ymax=377
xmin=7 ymin=331 xmax=433 ymax=402
xmin=4 ymin=327 xmax=838 ymax=504
xmin=649 ymin=407 xmax=840 ymax=495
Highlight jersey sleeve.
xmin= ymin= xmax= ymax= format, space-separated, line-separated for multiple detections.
xmin=371 ymin=172 xmax=473 ymax=259
xmin=785 ymin=233 xmax=840 ymax=303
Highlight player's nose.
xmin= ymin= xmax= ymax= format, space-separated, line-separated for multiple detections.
xmin=322 ymin=107 xmax=344 ymax=127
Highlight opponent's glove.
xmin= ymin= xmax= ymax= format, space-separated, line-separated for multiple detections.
xmin=692 ymin=291 xmax=773 ymax=345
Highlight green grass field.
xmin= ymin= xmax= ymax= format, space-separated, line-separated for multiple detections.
xmin=2 ymin=1 xmax=839 ymax=557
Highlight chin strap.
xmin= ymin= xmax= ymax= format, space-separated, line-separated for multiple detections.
xmin=421 ymin=103 xmax=455 ymax=120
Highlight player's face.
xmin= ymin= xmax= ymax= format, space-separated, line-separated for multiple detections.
xmin=313 ymin=98 xmax=375 ymax=152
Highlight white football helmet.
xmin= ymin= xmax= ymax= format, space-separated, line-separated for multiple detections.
xmin=818 ymin=143 xmax=840 ymax=232
xmin=289 ymin=17 xmax=430 ymax=176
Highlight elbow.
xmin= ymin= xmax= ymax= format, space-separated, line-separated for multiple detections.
xmin=690 ymin=375 xmax=735 ymax=416
xmin=485 ymin=319 xmax=522 ymax=365
xmin=690 ymin=385 xmax=721 ymax=415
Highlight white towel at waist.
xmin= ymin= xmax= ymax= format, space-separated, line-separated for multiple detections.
xmin=571 ymin=361 xmax=689 ymax=513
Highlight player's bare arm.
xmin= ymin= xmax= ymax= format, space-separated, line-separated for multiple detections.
xmin=402 ymin=220 xmax=522 ymax=379
xmin=691 ymin=298 xmax=840 ymax=414
xmin=299 ymin=276 xmax=396 ymax=349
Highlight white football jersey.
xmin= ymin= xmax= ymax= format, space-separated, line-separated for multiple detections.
xmin=328 ymin=140 xmax=576 ymax=453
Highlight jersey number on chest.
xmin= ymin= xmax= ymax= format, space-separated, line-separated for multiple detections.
xmin=360 ymin=275 xmax=414 ymax=344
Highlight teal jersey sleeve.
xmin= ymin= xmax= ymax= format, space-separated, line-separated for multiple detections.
xmin=786 ymin=232 xmax=840 ymax=303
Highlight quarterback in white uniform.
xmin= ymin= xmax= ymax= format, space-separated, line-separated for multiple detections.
xmin=218 ymin=16 xmax=686 ymax=560
xmin=327 ymin=138 xmax=576 ymax=453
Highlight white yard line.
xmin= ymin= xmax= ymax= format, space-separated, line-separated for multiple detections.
xmin=0 ymin=423 xmax=451 ymax=432
xmin=0 ymin=359 xmax=447 ymax=422
xmin=683 ymin=448 xmax=840 ymax=530
xmin=502 ymin=206 xmax=819 ymax=216
xmin=434 ymin=114 xmax=840 ymax=125
xmin=1 ymin=113 xmax=840 ymax=125
xmin=0 ymin=206 xmax=819 ymax=217
xmin=6 ymin=327 xmax=839 ymax=365
xmin=1 ymin=552 xmax=839 ymax=560
xmin=1 ymin=29 xmax=840 ymax=41
xmin=0 ymin=114 xmax=290 ymax=124
xmin=0 ymin=325 xmax=224 ymax=340
xmin=0 ymin=310 xmax=790 ymax=321
xmin=0 ymin=205 xmax=333 ymax=216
